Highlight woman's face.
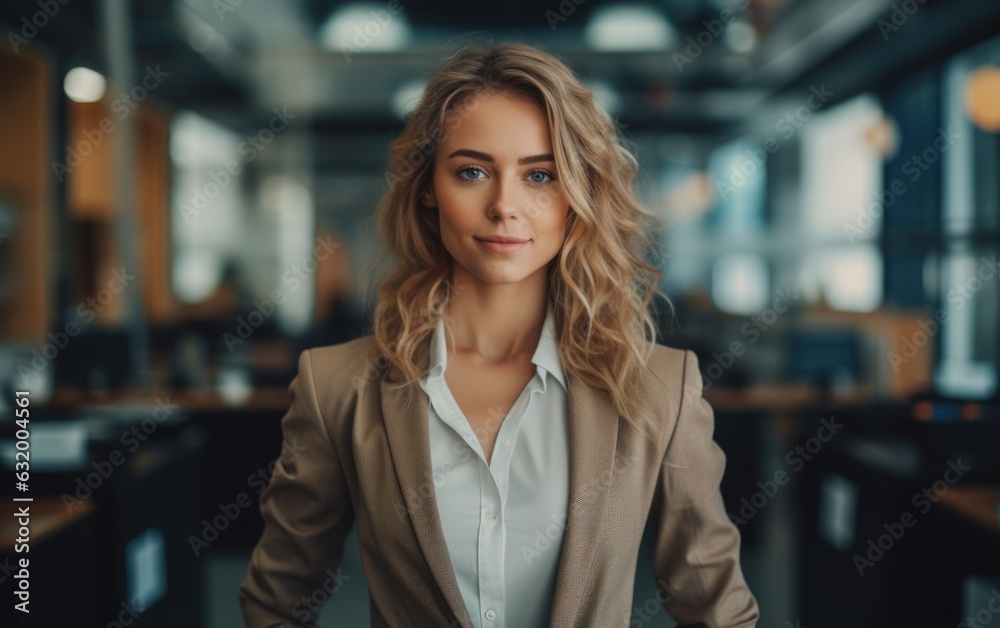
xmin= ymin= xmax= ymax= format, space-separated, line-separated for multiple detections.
xmin=423 ymin=91 xmax=570 ymax=287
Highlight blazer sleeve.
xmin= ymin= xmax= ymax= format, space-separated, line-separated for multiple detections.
xmin=237 ymin=348 xmax=356 ymax=627
xmin=650 ymin=350 xmax=759 ymax=627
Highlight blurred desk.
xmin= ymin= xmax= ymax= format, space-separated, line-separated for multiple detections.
xmin=705 ymin=385 xmax=877 ymax=448
xmin=699 ymin=384 xmax=872 ymax=554
xmin=0 ymin=495 xmax=93 ymax=550
xmin=926 ymin=486 xmax=1000 ymax=624
xmin=0 ymin=497 xmax=96 ymax=628
xmin=936 ymin=486 xmax=1000 ymax=535
xmin=39 ymin=386 xmax=298 ymax=554
xmin=45 ymin=386 xmax=291 ymax=412
xmin=704 ymin=384 xmax=875 ymax=412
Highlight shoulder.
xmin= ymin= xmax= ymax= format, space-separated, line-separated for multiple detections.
xmin=297 ymin=334 xmax=383 ymax=404
xmin=640 ymin=344 xmax=704 ymax=440
xmin=305 ymin=334 xmax=379 ymax=374
xmin=645 ymin=343 xmax=698 ymax=398
xmin=646 ymin=342 xmax=689 ymax=373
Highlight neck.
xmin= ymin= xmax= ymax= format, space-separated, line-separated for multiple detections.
xmin=443 ymin=264 xmax=549 ymax=365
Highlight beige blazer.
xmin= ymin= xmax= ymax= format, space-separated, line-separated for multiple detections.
xmin=238 ymin=335 xmax=759 ymax=627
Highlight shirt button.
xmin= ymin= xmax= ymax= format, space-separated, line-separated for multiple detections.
xmin=485 ymin=609 xmax=496 ymax=620
xmin=502 ymin=438 xmax=512 ymax=446
xmin=487 ymin=510 xmax=498 ymax=522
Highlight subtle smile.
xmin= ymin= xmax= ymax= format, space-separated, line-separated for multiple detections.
xmin=475 ymin=237 xmax=531 ymax=254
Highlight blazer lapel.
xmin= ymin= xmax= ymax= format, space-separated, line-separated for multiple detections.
xmin=547 ymin=370 xmax=620 ymax=627
xmin=381 ymin=369 xmax=475 ymax=628
xmin=379 ymin=349 xmax=620 ymax=628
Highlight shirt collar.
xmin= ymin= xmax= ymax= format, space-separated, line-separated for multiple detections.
xmin=425 ymin=298 xmax=566 ymax=391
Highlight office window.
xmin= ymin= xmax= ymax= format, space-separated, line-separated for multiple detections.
xmin=882 ymin=66 xmax=942 ymax=309
xmin=935 ymin=35 xmax=1000 ymax=398
xmin=803 ymin=246 xmax=883 ymax=312
xmin=711 ymin=253 xmax=769 ymax=315
xmin=170 ymin=111 xmax=247 ymax=302
xmin=799 ymin=93 xmax=885 ymax=311
xmin=800 ymin=94 xmax=885 ymax=243
xmin=705 ymin=137 xmax=766 ymax=236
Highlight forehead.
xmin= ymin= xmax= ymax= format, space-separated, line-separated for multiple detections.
xmin=440 ymin=92 xmax=553 ymax=155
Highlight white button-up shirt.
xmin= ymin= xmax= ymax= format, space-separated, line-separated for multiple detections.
xmin=418 ymin=298 xmax=570 ymax=628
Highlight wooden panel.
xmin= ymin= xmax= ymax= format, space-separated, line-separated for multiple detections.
xmin=0 ymin=42 xmax=52 ymax=343
xmin=135 ymin=103 xmax=174 ymax=324
xmin=66 ymin=98 xmax=116 ymax=220
xmin=64 ymin=101 xmax=174 ymax=326
xmin=0 ymin=45 xmax=174 ymax=341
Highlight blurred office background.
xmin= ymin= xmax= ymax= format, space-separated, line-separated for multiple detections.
xmin=1 ymin=0 xmax=1000 ymax=626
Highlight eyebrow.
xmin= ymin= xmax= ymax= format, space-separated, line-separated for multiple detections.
xmin=445 ymin=148 xmax=555 ymax=165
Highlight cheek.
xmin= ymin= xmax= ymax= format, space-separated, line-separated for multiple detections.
xmin=440 ymin=207 xmax=475 ymax=236
xmin=536 ymin=203 xmax=569 ymax=239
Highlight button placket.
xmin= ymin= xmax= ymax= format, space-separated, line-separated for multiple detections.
xmin=491 ymin=375 xmax=542 ymax=509
xmin=425 ymin=304 xmax=569 ymax=628
xmin=478 ymin=463 xmax=503 ymax=628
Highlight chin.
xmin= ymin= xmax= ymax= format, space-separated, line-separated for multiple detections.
xmin=468 ymin=265 xmax=531 ymax=285
xmin=477 ymin=272 xmax=526 ymax=285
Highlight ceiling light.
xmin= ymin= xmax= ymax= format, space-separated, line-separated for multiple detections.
xmin=585 ymin=5 xmax=676 ymax=51
xmin=724 ymin=21 xmax=757 ymax=53
xmin=320 ymin=3 xmax=411 ymax=54
xmin=391 ymin=80 xmax=426 ymax=118
xmin=64 ymin=66 xmax=106 ymax=103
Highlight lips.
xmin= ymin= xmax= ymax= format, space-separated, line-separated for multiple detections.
xmin=475 ymin=236 xmax=530 ymax=254
xmin=476 ymin=236 xmax=529 ymax=243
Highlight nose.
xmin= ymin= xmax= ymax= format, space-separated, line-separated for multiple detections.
xmin=487 ymin=176 xmax=521 ymax=222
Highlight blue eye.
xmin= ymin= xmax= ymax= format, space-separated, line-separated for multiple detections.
xmin=455 ymin=166 xmax=556 ymax=185
xmin=457 ymin=167 xmax=486 ymax=181
xmin=528 ymin=170 xmax=554 ymax=184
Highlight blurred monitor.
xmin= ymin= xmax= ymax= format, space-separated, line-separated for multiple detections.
xmin=55 ymin=327 xmax=133 ymax=391
xmin=787 ymin=329 xmax=863 ymax=390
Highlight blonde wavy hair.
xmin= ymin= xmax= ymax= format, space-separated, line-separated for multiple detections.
xmin=361 ymin=39 xmax=672 ymax=438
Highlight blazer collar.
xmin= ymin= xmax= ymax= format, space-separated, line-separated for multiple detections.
xmin=379 ymin=328 xmax=620 ymax=628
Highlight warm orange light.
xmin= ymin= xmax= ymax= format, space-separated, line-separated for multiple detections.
xmin=965 ymin=66 xmax=1000 ymax=132
xmin=864 ymin=115 xmax=898 ymax=159
xmin=913 ymin=400 xmax=933 ymax=421
xmin=960 ymin=403 xmax=982 ymax=421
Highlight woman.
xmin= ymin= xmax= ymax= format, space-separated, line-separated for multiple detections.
xmin=238 ymin=40 xmax=759 ymax=627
